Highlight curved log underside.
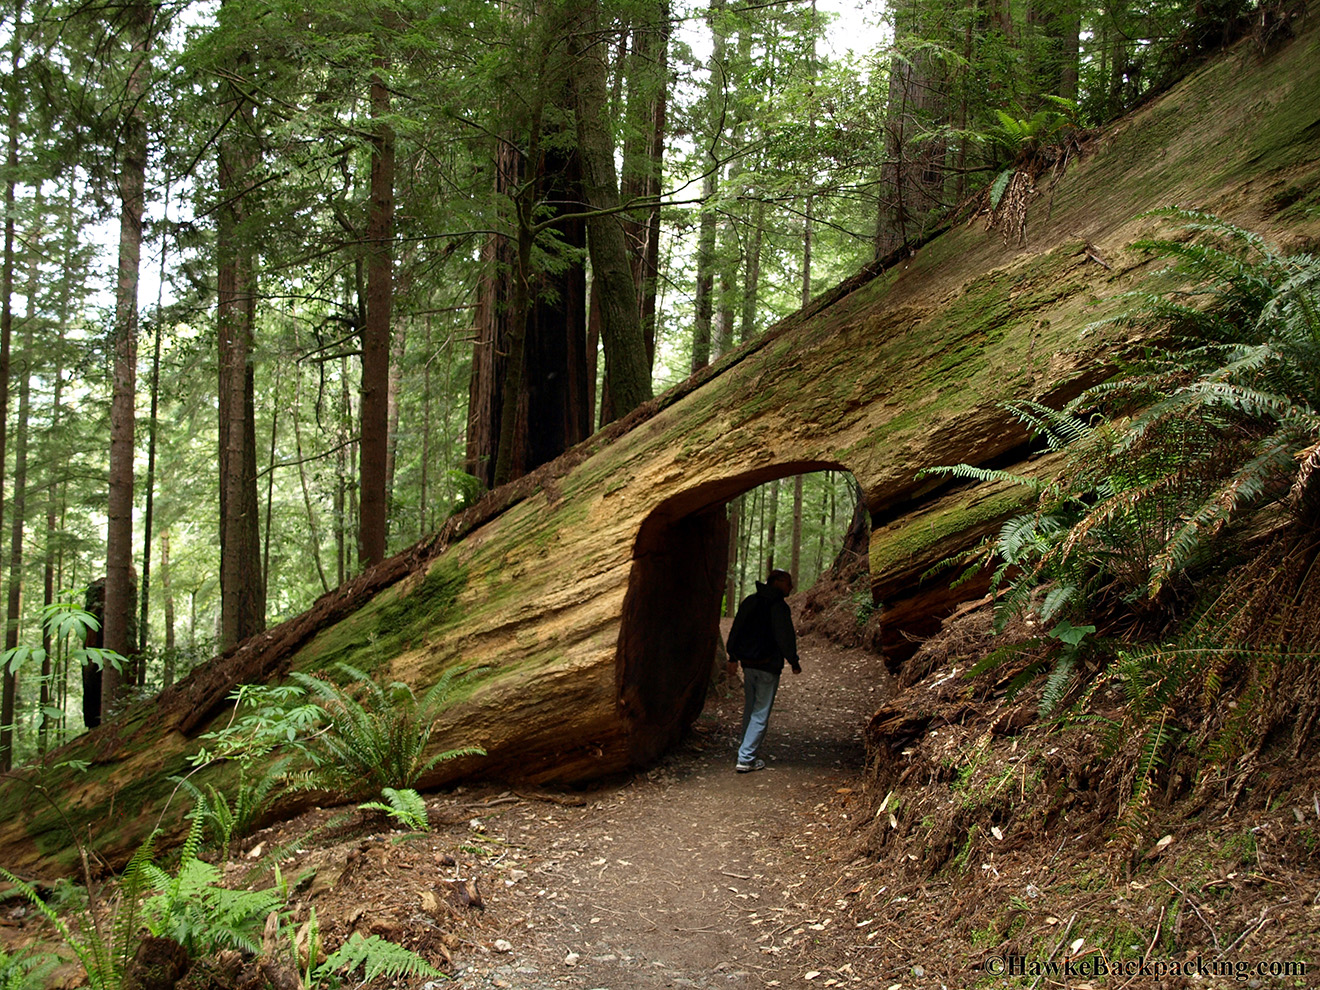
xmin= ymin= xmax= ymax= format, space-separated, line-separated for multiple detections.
xmin=4 ymin=24 xmax=1320 ymax=875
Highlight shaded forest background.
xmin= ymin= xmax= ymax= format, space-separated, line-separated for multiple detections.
xmin=0 ymin=0 xmax=1274 ymax=769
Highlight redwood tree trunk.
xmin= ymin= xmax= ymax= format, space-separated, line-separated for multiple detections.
xmin=467 ymin=124 xmax=589 ymax=488
xmin=359 ymin=58 xmax=394 ymax=568
xmin=620 ymin=0 xmax=668 ymax=368
xmin=216 ymin=31 xmax=265 ymax=650
xmin=2 ymin=228 xmax=36 ymax=764
xmin=569 ymin=0 xmax=652 ymax=418
xmin=0 ymin=0 xmax=23 ymax=769
xmin=103 ymin=0 xmax=150 ymax=716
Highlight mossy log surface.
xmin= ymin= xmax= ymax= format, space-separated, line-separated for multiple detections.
xmin=4 ymin=23 xmax=1320 ymax=876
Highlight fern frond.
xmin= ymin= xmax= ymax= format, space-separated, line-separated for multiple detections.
xmin=915 ymin=462 xmax=1041 ymax=490
xmin=359 ymin=787 xmax=430 ymax=831
xmin=1005 ymin=400 xmax=1093 ymax=451
xmin=1038 ymin=653 xmax=1076 ymax=716
xmin=316 ymin=932 xmax=443 ymax=983
xmin=1004 ymin=660 xmax=1048 ymax=700
xmin=1148 ymin=439 xmax=1295 ymax=594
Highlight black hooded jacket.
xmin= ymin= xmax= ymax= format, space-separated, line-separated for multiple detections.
xmin=726 ymin=581 xmax=800 ymax=675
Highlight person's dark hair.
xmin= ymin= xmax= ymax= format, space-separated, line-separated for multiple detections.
xmin=768 ymin=569 xmax=793 ymax=589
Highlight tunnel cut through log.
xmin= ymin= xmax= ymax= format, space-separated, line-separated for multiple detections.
xmin=617 ymin=462 xmax=852 ymax=764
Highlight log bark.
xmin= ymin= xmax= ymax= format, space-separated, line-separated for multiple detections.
xmin=3 ymin=25 xmax=1319 ymax=874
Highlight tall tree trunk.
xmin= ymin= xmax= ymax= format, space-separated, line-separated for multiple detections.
xmin=137 ymin=293 xmax=163 ymax=672
xmin=690 ymin=0 xmax=726 ymax=373
xmin=801 ymin=1 xmax=817 ymax=311
xmin=41 ymin=186 xmax=75 ymax=754
xmin=216 ymin=27 xmax=265 ymax=651
xmin=875 ymin=0 xmax=951 ymax=258
xmin=359 ymin=53 xmax=394 ymax=569
xmin=0 ymin=0 xmax=23 ymax=770
xmin=103 ymin=0 xmax=151 ymax=717
xmin=620 ymin=0 xmax=669 ymax=369
xmin=419 ymin=319 xmax=432 ymax=534
xmin=292 ymin=371 xmax=331 ymax=595
xmin=740 ymin=201 xmax=764 ymax=344
xmin=569 ymin=0 xmax=652 ymax=419
xmin=261 ymin=365 xmax=279 ymax=594
xmin=470 ymin=100 xmax=589 ymax=487
xmin=384 ymin=315 xmax=406 ymax=503
xmin=2 ymin=223 xmax=36 ymax=766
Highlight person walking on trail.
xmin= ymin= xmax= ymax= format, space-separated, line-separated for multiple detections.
xmin=725 ymin=568 xmax=802 ymax=773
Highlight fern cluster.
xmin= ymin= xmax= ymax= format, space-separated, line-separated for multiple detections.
xmin=933 ymin=210 xmax=1320 ymax=633
xmin=293 ymin=662 xmax=485 ymax=798
xmin=925 ymin=211 xmax=1320 ymax=826
xmin=269 ymin=907 xmax=443 ymax=987
xmin=2 ymin=809 xmax=444 ymax=989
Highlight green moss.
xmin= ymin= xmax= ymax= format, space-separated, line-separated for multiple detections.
xmin=870 ymin=484 xmax=1035 ymax=578
xmin=293 ymin=556 xmax=468 ymax=676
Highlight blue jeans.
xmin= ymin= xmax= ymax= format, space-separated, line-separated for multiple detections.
xmin=738 ymin=667 xmax=780 ymax=765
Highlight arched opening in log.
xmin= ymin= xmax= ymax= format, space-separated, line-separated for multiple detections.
xmin=616 ymin=462 xmax=863 ymax=765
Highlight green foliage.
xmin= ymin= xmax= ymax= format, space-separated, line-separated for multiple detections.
xmin=0 ymin=948 xmax=57 ymax=990
xmin=138 ymin=815 xmax=283 ymax=957
xmin=987 ymin=98 xmax=1080 ymax=164
xmin=293 ymin=662 xmax=485 ymax=798
xmin=1079 ymin=209 xmax=1320 ymax=594
xmin=932 ymin=214 xmax=1320 ymax=730
xmin=269 ymin=906 xmax=442 ymax=989
xmin=942 ymin=212 xmax=1320 ymax=626
xmin=0 ymin=596 xmax=128 ymax=677
xmin=0 ymin=831 xmax=159 ymax=990
xmin=358 ymin=786 xmax=430 ymax=831
xmin=177 ymin=682 xmax=324 ymax=851
xmin=1 ymin=804 xmax=433 ymax=989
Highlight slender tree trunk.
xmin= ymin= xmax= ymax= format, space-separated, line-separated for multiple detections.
xmin=137 ymin=294 xmax=163 ymax=671
xmin=2 ymin=226 xmax=37 ymax=765
xmin=690 ymin=0 xmax=726 ymax=373
xmin=103 ymin=0 xmax=151 ymax=717
xmin=801 ymin=2 xmax=817 ymax=311
xmin=740 ymin=201 xmax=764 ymax=344
xmin=620 ymin=0 xmax=669 ymax=369
xmin=160 ymin=527 xmax=176 ymax=687
xmin=713 ymin=214 xmax=737 ymax=359
xmin=725 ymin=496 xmax=741 ymax=615
xmin=359 ymin=53 xmax=394 ymax=569
xmin=384 ymin=316 xmax=405 ymax=503
xmin=40 ymin=189 xmax=75 ymax=752
xmin=292 ymin=371 xmax=331 ymax=595
xmin=569 ymin=0 xmax=652 ymax=419
xmin=765 ymin=478 xmax=780 ymax=574
xmin=739 ymin=485 xmax=755 ymax=598
xmin=419 ymin=319 xmax=432 ymax=534
xmin=261 ymin=365 xmax=279 ymax=593
xmin=0 ymin=0 xmax=23 ymax=770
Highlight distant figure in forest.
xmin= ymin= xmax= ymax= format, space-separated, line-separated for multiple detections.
xmin=725 ymin=569 xmax=802 ymax=773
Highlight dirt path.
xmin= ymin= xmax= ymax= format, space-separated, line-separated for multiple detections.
xmin=438 ymin=631 xmax=888 ymax=990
